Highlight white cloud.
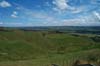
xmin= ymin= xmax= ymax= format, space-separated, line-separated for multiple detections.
xmin=93 ymin=11 xmax=100 ymax=20
xmin=11 ymin=14 xmax=17 ymax=18
xmin=13 ymin=11 xmax=18 ymax=15
xmin=12 ymin=2 xmax=100 ymax=26
xmin=58 ymin=14 xmax=100 ymax=26
xmin=11 ymin=11 xmax=18 ymax=18
xmin=53 ymin=0 xmax=69 ymax=10
xmin=71 ymin=6 xmax=85 ymax=14
xmin=0 ymin=1 xmax=11 ymax=8
xmin=52 ymin=0 xmax=85 ymax=14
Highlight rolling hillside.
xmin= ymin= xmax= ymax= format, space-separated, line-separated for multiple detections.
xmin=0 ymin=30 xmax=100 ymax=66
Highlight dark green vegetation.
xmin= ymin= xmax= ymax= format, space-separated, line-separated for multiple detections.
xmin=0 ymin=29 xmax=100 ymax=66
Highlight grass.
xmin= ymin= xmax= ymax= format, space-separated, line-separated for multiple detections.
xmin=0 ymin=30 xmax=100 ymax=66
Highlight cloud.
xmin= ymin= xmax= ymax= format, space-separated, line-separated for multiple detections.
xmin=36 ymin=16 xmax=91 ymax=26
xmin=52 ymin=0 xmax=100 ymax=14
xmin=0 ymin=1 xmax=11 ymax=8
xmin=62 ymin=19 xmax=87 ymax=26
xmin=9 ymin=2 xmax=100 ymax=26
xmin=53 ymin=0 xmax=69 ymax=10
xmin=71 ymin=6 xmax=85 ymax=14
xmin=93 ymin=11 xmax=100 ymax=20
xmin=52 ymin=0 xmax=85 ymax=14
xmin=56 ymin=14 xmax=100 ymax=26
xmin=15 ymin=4 xmax=100 ymax=26
xmin=11 ymin=11 xmax=18 ymax=18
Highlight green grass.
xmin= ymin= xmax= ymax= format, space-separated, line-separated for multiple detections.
xmin=0 ymin=30 xmax=100 ymax=66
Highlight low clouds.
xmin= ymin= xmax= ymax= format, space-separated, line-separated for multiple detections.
xmin=60 ymin=14 xmax=100 ymax=26
xmin=0 ymin=1 xmax=11 ymax=8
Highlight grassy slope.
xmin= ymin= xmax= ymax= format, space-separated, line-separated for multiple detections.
xmin=0 ymin=30 xmax=100 ymax=66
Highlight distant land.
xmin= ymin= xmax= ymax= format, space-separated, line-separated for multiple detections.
xmin=1 ymin=26 xmax=100 ymax=34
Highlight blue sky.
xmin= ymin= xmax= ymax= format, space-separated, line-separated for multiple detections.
xmin=0 ymin=0 xmax=100 ymax=27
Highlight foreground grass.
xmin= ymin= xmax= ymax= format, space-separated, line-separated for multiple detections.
xmin=0 ymin=30 xmax=100 ymax=66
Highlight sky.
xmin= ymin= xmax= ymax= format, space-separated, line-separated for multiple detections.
xmin=0 ymin=0 xmax=100 ymax=27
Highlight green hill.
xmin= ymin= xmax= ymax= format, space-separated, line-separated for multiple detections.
xmin=0 ymin=30 xmax=100 ymax=66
